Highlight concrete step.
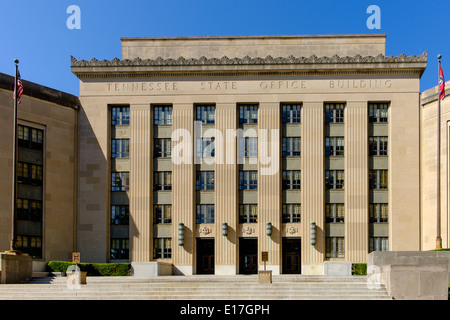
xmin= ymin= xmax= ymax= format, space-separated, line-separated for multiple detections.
xmin=0 ymin=275 xmax=391 ymax=300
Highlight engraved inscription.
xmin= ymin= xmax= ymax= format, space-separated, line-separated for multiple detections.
xmin=329 ymin=80 xmax=392 ymax=89
xmin=107 ymin=82 xmax=178 ymax=91
xmin=259 ymin=80 xmax=306 ymax=90
xmin=200 ymin=81 xmax=237 ymax=90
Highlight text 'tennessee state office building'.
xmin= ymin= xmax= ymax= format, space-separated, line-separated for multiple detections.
xmin=3 ymin=34 xmax=449 ymax=275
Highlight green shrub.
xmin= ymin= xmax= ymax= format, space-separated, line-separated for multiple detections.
xmin=352 ymin=263 xmax=367 ymax=276
xmin=47 ymin=261 xmax=131 ymax=276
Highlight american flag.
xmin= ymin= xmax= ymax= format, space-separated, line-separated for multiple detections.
xmin=14 ymin=70 xmax=23 ymax=104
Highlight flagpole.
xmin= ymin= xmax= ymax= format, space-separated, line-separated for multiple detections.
xmin=437 ymin=54 xmax=442 ymax=249
xmin=9 ymin=59 xmax=19 ymax=253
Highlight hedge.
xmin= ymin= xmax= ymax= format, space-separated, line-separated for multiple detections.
xmin=352 ymin=263 xmax=367 ymax=276
xmin=47 ymin=261 xmax=131 ymax=276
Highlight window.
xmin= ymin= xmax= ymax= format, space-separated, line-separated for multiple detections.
xmin=18 ymin=125 xmax=43 ymax=150
xmin=196 ymin=105 xmax=215 ymax=124
xmin=111 ymin=139 xmax=130 ymax=158
xmin=196 ymin=204 xmax=215 ymax=224
xmin=153 ymin=238 xmax=172 ymax=259
xmin=111 ymin=106 xmax=130 ymax=125
xmin=154 ymin=171 xmax=172 ymax=191
xmin=239 ymin=105 xmax=258 ymax=124
xmin=154 ymin=106 xmax=172 ymax=125
xmin=239 ymin=204 xmax=257 ymax=223
xmin=111 ymin=205 xmax=129 ymax=225
xmin=369 ymin=103 xmax=389 ymax=123
xmin=325 ymin=103 xmax=345 ymax=123
xmin=15 ymin=235 xmax=42 ymax=259
xmin=17 ymin=199 xmax=42 ymax=222
xmin=369 ymin=237 xmax=389 ymax=252
xmin=325 ymin=204 xmax=345 ymax=223
xmin=111 ymin=172 xmax=129 ymax=191
xmin=325 ymin=170 xmax=344 ymax=190
xmin=154 ymin=204 xmax=172 ymax=224
xmin=325 ymin=137 xmax=344 ymax=157
xmin=282 ymin=204 xmax=301 ymax=223
xmin=282 ymin=104 xmax=301 ymax=123
xmin=154 ymin=138 xmax=172 ymax=158
xmin=282 ymin=170 xmax=301 ymax=190
xmin=369 ymin=203 xmax=388 ymax=223
xmin=17 ymin=162 xmax=43 ymax=186
xmin=282 ymin=137 xmax=301 ymax=157
xmin=369 ymin=137 xmax=388 ymax=156
xmin=326 ymin=237 xmax=345 ymax=258
xmin=369 ymin=170 xmax=388 ymax=190
xmin=196 ymin=138 xmax=215 ymax=158
xmin=240 ymin=137 xmax=258 ymax=157
xmin=196 ymin=171 xmax=215 ymax=191
xmin=239 ymin=171 xmax=257 ymax=190
xmin=111 ymin=238 xmax=129 ymax=260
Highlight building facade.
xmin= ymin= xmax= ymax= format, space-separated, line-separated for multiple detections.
xmin=0 ymin=72 xmax=79 ymax=262
xmin=70 ymin=34 xmax=429 ymax=275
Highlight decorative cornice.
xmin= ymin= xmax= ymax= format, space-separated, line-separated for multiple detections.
xmin=71 ymin=52 xmax=427 ymax=68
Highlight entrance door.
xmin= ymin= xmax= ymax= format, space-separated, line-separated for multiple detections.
xmin=282 ymin=238 xmax=301 ymax=274
xmin=197 ymin=238 xmax=214 ymax=274
xmin=239 ymin=238 xmax=258 ymax=274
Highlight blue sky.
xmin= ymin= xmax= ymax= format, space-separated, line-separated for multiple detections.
xmin=0 ymin=0 xmax=447 ymax=96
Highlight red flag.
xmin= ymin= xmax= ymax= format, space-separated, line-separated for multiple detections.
xmin=13 ymin=70 xmax=23 ymax=104
xmin=439 ymin=63 xmax=445 ymax=100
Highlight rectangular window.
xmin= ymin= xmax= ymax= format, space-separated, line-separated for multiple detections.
xmin=369 ymin=137 xmax=388 ymax=156
xmin=325 ymin=137 xmax=345 ymax=157
xmin=240 ymin=137 xmax=258 ymax=157
xmin=196 ymin=204 xmax=215 ymax=224
xmin=369 ymin=237 xmax=389 ymax=252
xmin=369 ymin=170 xmax=388 ymax=190
xmin=111 ymin=106 xmax=130 ymax=125
xmin=326 ymin=237 xmax=345 ymax=258
xmin=282 ymin=170 xmax=301 ymax=190
xmin=325 ymin=103 xmax=345 ymax=123
xmin=239 ymin=170 xmax=258 ymax=190
xmin=369 ymin=203 xmax=388 ymax=223
xmin=282 ymin=204 xmax=301 ymax=223
xmin=196 ymin=105 xmax=215 ymax=124
xmin=111 ymin=172 xmax=129 ymax=191
xmin=239 ymin=104 xmax=258 ymax=124
xmin=15 ymin=235 xmax=42 ymax=259
xmin=111 ymin=139 xmax=130 ymax=158
xmin=17 ymin=199 xmax=42 ymax=222
xmin=282 ymin=137 xmax=301 ymax=157
xmin=154 ymin=138 xmax=172 ymax=158
xmin=239 ymin=204 xmax=258 ymax=223
xmin=154 ymin=106 xmax=173 ymax=125
xmin=196 ymin=137 xmax=215 ymax=158
xmin=369 ymin=103 xmax=389 ymax=123
xmin=111 ymin=238 xmax=129 ymax=260
xmin=153 ymin=204 xmax=172 ymax=224
xmin=281 ymin=104 xmax=301 ymax=123
xmin=17 ymin=162 xmax=43 ymax=186
xmin=111 ymin=205 xmax=129 ymax=225
xmin=18 ymin=125 xmax=44 ymax=150
xmin=154 ymin=171 xmax=172 ymax=191
xmin=325 ymin=204 xmax=345 ymax=223
xmin=153 ymin=238 xmax=172 ymax=259
xmin=196 ymin=171 xmax=215 ymax=191
xmin=325 ymin=170 xmax=344 ymax=190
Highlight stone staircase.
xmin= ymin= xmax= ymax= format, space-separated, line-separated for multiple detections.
xmin=0 ymin=275 xmax=391 ymax=300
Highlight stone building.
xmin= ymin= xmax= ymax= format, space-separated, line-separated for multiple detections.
xmin=69 ymin=34 xmax=431 ymax=275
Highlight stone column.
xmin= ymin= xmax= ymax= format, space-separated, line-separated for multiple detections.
xmin=345 ymin=101 xmax=369 ymax=263
xmin=301 ymin=102 xmax=325 ymax=274
xmin=257 ymin=102 xmax=281 ymax=274
xmin=214 ymin=103 xmax=238 ymax=275
xmin=129 ymin=104 xmax=152 ymax=262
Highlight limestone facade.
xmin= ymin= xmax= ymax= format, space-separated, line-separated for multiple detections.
xmin=71 ymin=34 xmax=428 ymax=275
